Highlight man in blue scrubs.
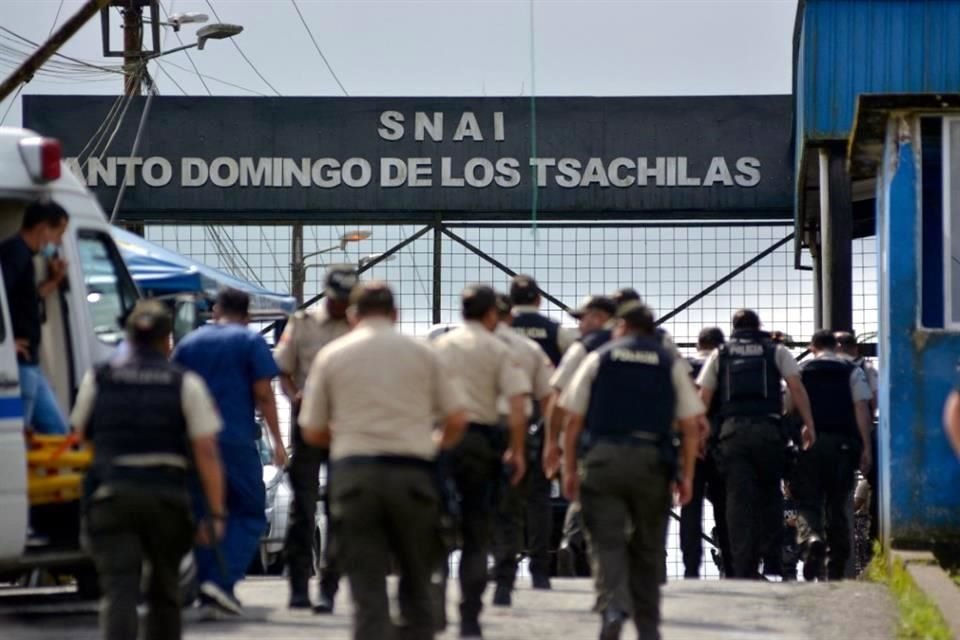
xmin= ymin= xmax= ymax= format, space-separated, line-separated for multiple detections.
xmin=174 ymin=288 xmax=287 ymax=616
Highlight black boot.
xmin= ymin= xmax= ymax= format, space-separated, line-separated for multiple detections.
xmin=492 ymin=583 xmax=511 ymax=607
xmin=288 ymin=569 xmax=312 ymax=609
xmin=803 ymin=537 xmax=826 ymax=582
xmin=599 ymin=609 xmax=627 ymax=640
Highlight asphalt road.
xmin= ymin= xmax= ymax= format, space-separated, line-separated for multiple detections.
xmin=0 ymin=576 xmax=896 ymax=639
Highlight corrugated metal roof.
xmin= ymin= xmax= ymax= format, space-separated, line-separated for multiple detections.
xmin=797 ymin=0 xmax=960 ymax=141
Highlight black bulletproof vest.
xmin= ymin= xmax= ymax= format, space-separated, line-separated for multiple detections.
xmin=512 ymin=312 xmax=563 ymax=366
xmin=687 ymin=355 xmax=705 ymax=380
xmin=579 ymin=328 xmax=613 ymax=353
xmin=585 ymin=335 xmax=675 ymax=443
xmin=716 ymin=330 xmax=782 ymax=418
xmin=88 ymin=352 xmax=189 ymax=487
xmin=801 ymin=358 xmax=858 ymax=438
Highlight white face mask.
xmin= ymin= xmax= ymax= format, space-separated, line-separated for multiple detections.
xmin=40 ymin=242 xmax=58 ymax=259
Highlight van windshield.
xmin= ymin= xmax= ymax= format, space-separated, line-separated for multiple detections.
xmin=77 ymin=231 xmax=139 ymax=345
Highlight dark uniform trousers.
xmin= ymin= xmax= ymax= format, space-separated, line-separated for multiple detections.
xmin=330 ymin=460 xmax=441 ymax=640
xmin=87 ymin=486 xmax=193 ymax=640
xmin=717 ymin=417 xmax=785 ymax=579
xmin=679 ymin=453 xmax=732 ymax=577
xmin=792 ymin=432 xmax=861 ymax=580
xmin=580 ymin=443 xmax=670 ymax=639
xmin=448 ymin=426 xmax=504 ymax=623
xmin=492 ymin=436 xmax=552 ymax=587
xmin=285 ymin=426 xmax=340 ymax=597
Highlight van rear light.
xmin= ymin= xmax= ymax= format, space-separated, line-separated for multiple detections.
xmin=18 ymin=137 xmax=62 ymax=183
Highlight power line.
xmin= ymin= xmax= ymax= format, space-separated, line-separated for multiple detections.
xmin=203 ymin=0 xmax=281 ymax=96
xmin=160 ymin=58 xmax=266 ymax=95
xmin=289 ymin=0 xmax=348 ymax=96
xmin=155 ymin=61 xmax=187 ymax=95
xmin=48 ymin=0 xmax=65 ymax=38
xmin=158 ymin=1 xmax=212 ymax=95
xmin=0 ymin=26 xmax=124 ymax=75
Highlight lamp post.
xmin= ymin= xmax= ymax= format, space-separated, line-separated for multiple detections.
xmin=291 ymin=230 xmax=372 ymax=306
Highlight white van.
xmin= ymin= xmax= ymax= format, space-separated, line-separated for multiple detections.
xmin=0 ymin=127 xmax=140 ymax=593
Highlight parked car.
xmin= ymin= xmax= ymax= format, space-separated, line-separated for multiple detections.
xmin=250 ymin=429 xmax=327 ymax=576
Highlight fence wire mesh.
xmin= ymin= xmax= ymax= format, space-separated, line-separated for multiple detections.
xmin=144 ymin=220 xmax=878 ymax=580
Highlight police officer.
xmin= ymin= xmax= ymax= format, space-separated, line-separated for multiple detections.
xmin=792 ymin=330 xmax=872 ymax=581
xmin=492 ymin=294 xmax=556 ymax=604
xmin=275 ymin=266 xmax=354 ymax=611
xmin=298 ymin=282 xmax=467 ymax=640
xmin=559 ymin=301 xmax=703 ymax=640
xmin=697 ymin=310 xmax=816 ymax=579
xmin=544 ymin=295 xmax=618 ymax=476
xmin=509 ymin=274 xmax=577 ymax=366
xmin=71 ymin=301 xmax=226 ymax=640
xmin=433 ymin=284 xmax=530 ymax=639
xmin=680 ymin=327 xmax=731 ymax=578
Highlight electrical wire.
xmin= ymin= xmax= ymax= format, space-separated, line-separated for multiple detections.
xmin=155 ymin=61 xmax=187 ymax=95
xmin=203 ymin=0 xmax=282 ymax=96
xmin=158 ymin=1 xmax=212 ymax=95
xmin=159 ymin=58 xmax=266 ymax=95
xmin=289 ymin=0 xmax=348 ymax=95
xmin=48 ymin=0 xmax=65 ymax=38
xmin=0 ymin=27 xmax=125 ymax=75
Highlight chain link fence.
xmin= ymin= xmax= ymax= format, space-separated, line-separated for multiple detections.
xmin=144 ymin=220 xmax=878 ymax=580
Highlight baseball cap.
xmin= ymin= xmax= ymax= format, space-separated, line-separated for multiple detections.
xmin=325 ymin=265 xmax=358 ymax=301
xmin=616 ymin=299 xmax=656 ymax=331
xmin=611 ymin=287 xmax=641 ymax=309
xmin=509 ymin=274 xmax=540 ymax=305
xmin=569 ymin=295 xmax=617 ymax=319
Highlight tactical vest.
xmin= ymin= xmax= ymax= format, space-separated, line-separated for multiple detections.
xmin=687 ymin=355 xmax=705 ymax=380
xmin=585 ymin=335 xmax=675 ymax=445
xmin=87 ymin=352 xmax=190 ymax=488
xmin=716 ymin=330 xmax=782 ymax=418
xmin=579 ymin=328 xmax=613 ymax=353
xmin=511 ymin=312 xmax=563 ymax=366
xmin=801 ymin=358 xmax=858 ymax=438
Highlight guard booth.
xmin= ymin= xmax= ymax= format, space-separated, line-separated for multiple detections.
xmin=794 ymin=0 xmax=960 ymax=556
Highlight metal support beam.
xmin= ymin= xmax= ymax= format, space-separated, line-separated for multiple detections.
xmin=819 ymin=147 xmax=854 ymax=331
xmin=440 ymin=227 xmax=571 ymax=312
xmin=291 ymin=223 xmax=304 ymax=306
xmin=655 ymin=233 xmax=795 ymax=326
xmin=813 ymin=251 xmax=823 ymax=330
xmin=432 ymin=218 xmax=442 ymax=325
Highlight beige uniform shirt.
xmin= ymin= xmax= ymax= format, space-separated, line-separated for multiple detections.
xmin=558 ymin=348 xmax=704 ymax=421
xmin=274 ymin=305 xmax=351 ymax=388
xmin=433 ymin=321 xmax=531 ymax=426
xmin=70 ymin=369 xmax=222 ymax=468
xmin=298 ymin=319 xmax=463 ymax=461
xmin=495 ymin=323 xmax=554 ymax=417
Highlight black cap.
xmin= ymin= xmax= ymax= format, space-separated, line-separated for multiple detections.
xmin=569 ymin=295 xmax=617 ymax=319
xmin=509 ymin=274 xmax=540 ymax=305
xmin=834 ymin=331 xmax=857 ymax=348
xmin=325 ymin=265 xmax=358 ymax=301
xmin=125 ymin=300 xmax=172 ymax=347
xmin=462 ymin=284 xmax=498 ymax=320
xmin=610 ymin=287 xmax=641 ymax=308
xmin=616 ymin=299 xmax=656 ymax=332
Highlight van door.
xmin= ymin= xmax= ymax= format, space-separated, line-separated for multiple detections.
xmin=0 ymin=262 xmax=28 ymax=559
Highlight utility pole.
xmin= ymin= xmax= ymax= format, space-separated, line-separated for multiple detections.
xmin=0 ymin=0 xmax=111 ymax=101
xmin=121 ymin=0 xmax=144 ymax=96
xmin=291 ymin=223 xmax=305 ymax=307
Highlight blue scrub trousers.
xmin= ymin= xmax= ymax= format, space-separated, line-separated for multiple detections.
xmin=19 ymin=364 xmax=68 ymax=434
xmin=194 ymin=440 xmax=266 ymax=596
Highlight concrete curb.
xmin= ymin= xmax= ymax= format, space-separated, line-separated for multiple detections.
xmin=891 ymin=550 xmax=960 ymax=638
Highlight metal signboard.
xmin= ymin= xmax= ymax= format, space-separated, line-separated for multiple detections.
xmin=24 ymin=95 xmax=793 ymax=222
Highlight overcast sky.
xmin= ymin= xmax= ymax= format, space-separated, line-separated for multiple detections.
xmin=2 ymin=0 xmax=798 ymax=126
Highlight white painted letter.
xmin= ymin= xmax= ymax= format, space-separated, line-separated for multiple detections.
xmin=239 ymin=157 xmax=272 ymax=187
xmin=182 ymin=158 xmax=208 ymax=187
xmin=702 ymin=157 xmax=734 ymax=187
xmin=677 ymin=157 xmax=702 ymax=187
xmin=637 ymin=157 xmax=666 ymax=186
xmin=556 ymin=158 xmax=582 ymax=188
xmin=580 ymin=157 xmax=610 ymax=187
xmin=312 ymin=158 xmax=341 ymax=188
xmin=142 ymin=157 xmax=172 ymax=187
xmin=378 ymin=110 xmax=404 ymax=141
xmin=453 ymin=111 xmax=483 ymax=141
xmin=607 ymin=157 xmax=636 ymax=188
xmin=414 ymin=112 xmax=443 ymax=142
xmin=408 ymin=158 xmax=432 ymax=187
xmin=380 ymin=158 xmax=407 ymax=187
xmin=734 ymin=157 xmax=761 ymax=187
xmin=494 ymin=112 xmax=505 ymax=141
xmin=530 ymin=158 xmax=556 ymax=187
xmin=441 ymin=157 xmax=465 ymax=187
xmin=464 ymin=158 xmax=494 ymax=187
xmin=495 ymin=158 xmax=521 ymax=188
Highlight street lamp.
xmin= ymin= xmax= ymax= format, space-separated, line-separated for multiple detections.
xmin=140 ymin=23 xmax=243 ymax=61
xmin=291 ymin=230 xmax=373 ymax=305
xmin=358 ymin=253 xmax=398 ymax=269
xmin=163 ymin=13 xmax=209 ymax=32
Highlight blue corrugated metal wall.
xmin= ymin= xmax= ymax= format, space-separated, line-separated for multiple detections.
xmin=799 ymin=0 xmax=960 ymax=141
xmin=878 ymin=118 xmax=960 ymax=544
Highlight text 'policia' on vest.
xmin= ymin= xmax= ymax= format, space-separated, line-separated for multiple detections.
xmin=87 ymin=353 xmax=189 ymax=488
xmin=585 ymin=335 xmax=675 ymax=447
xmin=512 ymin=312 xmax=563 ymax=366
xmin=717 ymin=329 xmax=782 ymax=419
xmin=800 ymin=359 xmax=858 ymax=439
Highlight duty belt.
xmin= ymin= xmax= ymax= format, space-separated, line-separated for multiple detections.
xmin=592 ymin=431 xmax=666 ymax=447
xmin=333 ymin=455 xmax=435 ymax=473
